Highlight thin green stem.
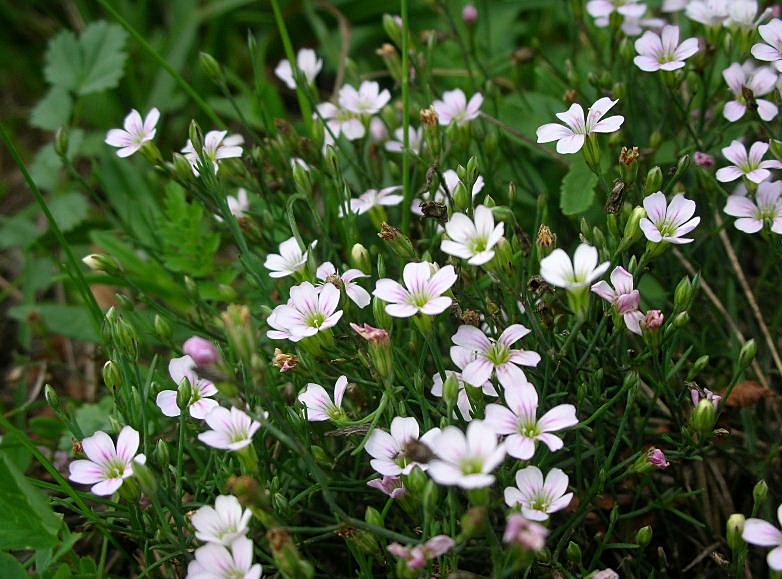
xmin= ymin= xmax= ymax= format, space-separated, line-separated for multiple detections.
xmin=400 ymin=0 xmax=413 ymax=233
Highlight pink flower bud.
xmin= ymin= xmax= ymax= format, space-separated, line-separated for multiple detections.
xmin=693 ymin=151 xmax=715 ymax=169
xmin=503 ymin=514 xmax=548 ymax=551
xmin=648 ymin=447 xmax=670 ymax=469
xmin=182 ymin=336 xmax=220 ymax=366
xmin=643 ymin=309 xmax=664 ymax=330
xmin=462 ymin=4 xmax=478 ymax=24
xmin=350 ymin=322 xmax=390 ymax=345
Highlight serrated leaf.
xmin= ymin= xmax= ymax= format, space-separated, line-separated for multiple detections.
xmin=43 ymin=29 xmax=82 ymax=91
xmin=47 ymin=192 xmax=90 ymax=233
xmin=0 ymin=454 xmax=60 ymax=550
xmin=560 ymin=156 xmax=598 ymax=216
xmin=77 ymin=22 xmax=128 ymax=95
xmin=30 ymin=87 xmax=73 ymax=131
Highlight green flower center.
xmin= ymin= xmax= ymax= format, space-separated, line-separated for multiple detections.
xmin=486 ymin=342 xmax=510 ymax=366
xmin=104 ymin=458 xmax=127 ymax=479
xmin=460 ymin=458 xmax=484 ymax=475
xmin=306 ymin=312 xmax=327 ymax=328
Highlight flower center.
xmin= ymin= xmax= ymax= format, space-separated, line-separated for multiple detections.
xmin=306 ymin=312 xmax=327 ymax=328
xmin=530 ymin=494 xmax=550 ymax=512
xmin=460 ymin=458 xmax=484 ymax=475
xmin=519 ymin=420 xmax=541 ymax=439
xmin=103 ymin=458 xmax=128 ymax=480
xmin=657 ymin=219 xmax=678 ymax=237
xmin=468 ymin=235 xmax=488 ymax=254
xmin=408 ymin=290 xmax=432 ymax=308
xmin=486 ymin=342 xmax=510 ymax=366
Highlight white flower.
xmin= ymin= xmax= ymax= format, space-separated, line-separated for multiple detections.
xmin=191 ymin=495 xmax=252 ymax=546
xmin=412 ymin=170 xmax=484 ymax=216
xmin=385 ymin=126 xmax=423 ymax=154
xmin=365 ymin=417 xmax=441 ymax=475
xmin=724 ymin=180 xmax=782 ymax=234
xmin=298 ymin=376 xmax=348 ymax=422
xmin=726 ymin=1 xmax=762 ymax=29
xmin=539 ymin=243 xmax=610 ymax=290
xmin=450 ymin=324 xmax=540 ymax=389
xmin=504 ymin=466 xmax=573 ymax=521
xmin=156 ymin=355 xmax=219 ymax=419
xmin=441 ymin=205 xmax=505 ymax=266
xmin=182 ymin=130 xmax=244 ymax=176
xmin=639 ymin=192 xmax=700 ymax=244
xmin=716 ymin=140 xmax=782 ymax=184
xmin=267 ymin=282 xmax=343 ymax=342
xmin=198 ymin=407 xmax=260 ymax=451
xmin=586 ymin=0 xmax=646 ymax=28
xmin=275 ymin=48 xmax=323 ymax=89
xmin=686 ymin=0 xmax=729 ymax=27
xmin=432 ymin=89 xmax=483 ymax=126
xmin=431 ymin=370 xmax=496 ymax=422
xmin=373 ymin=262 xmax=457 ymax=318
xmin=68 ymin=426 xmax=146 ymax=496
xmin=743 ymin=505 xmax=782 ymax=571
xmin=186 ymin=536 xmax=262 ymax=579
xmin=633 ymin=25 xmax=699 ymax=72
xmin=105 ymin=108 xmax=159 ymax=158
xmin=344 ymin=186 xmax=404 ymax=216
xmin=591 ymin=266 xmax=645 ymax=334
xmin=338 ymin=81 xmax=391 ymax=115
xmin=722 ymin=63 xmax=778 ymax=122
xmin=536 ymin=97 xmax=624 ymax=154
xmin=753 ymin=19 xmax=782 ymax=72
xmin=227 ymin=188 xmax=250 ymax=219
xmin=427 ymin=420 xmax=506 ymax=488
xmin=264 ymin=237 xmax=314 ymax=278
xmin=316 ymin=261 xmax=371 ymax=308
xmin=485 ymin=383 xmax=578 ymax=460
xmin=317 ymin=102 xmax=365 ymax=141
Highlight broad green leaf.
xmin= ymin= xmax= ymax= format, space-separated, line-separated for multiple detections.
xmin=43 ymin=29 xmax=82 ymax=92
xmin=560 ymin=156 xmax=598 ymax=216
xmin=8 ymin=304 xmax=100 ymax=343
xmin=77 ymin=22 xmax=128 ymax=95
xmin=47 ymin=192 xmax=90 ymax=233
xmin=0 ymin=432 xmax=32 ymax=473
xmin=30 ymin=87 xmax=73 ymax=131
xmin=58 ymin=397 xmax=114 ymax=451
xmin=0 ymin=552 xmax=26 ymax=579
xmin=0 ymin=213 xmax=39 ymax=250
xmin=0 ymin=454 xmax=60 ymax=550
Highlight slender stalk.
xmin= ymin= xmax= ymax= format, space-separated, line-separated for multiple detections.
xmin=400 ymin=0 xmax=412 ymax=233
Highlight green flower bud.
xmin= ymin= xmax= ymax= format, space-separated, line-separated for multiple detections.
xmin=643 ymin=167 xmax=663 ymax=195
xmin=153 ymin=439 xmax=170 ymax=468
xmin=365 ymin=506 xmax=384 ymax=529
xmin=460 ymin=506 xmax=487 ymax=539
xmin=267 ymin=529 xmax=315 ymax=579
xmin=188 ymin=120 xmax=204 ymax=155
xmin=673 ymin=276 xmax=693 ymax=313
xmin=132 ymin=458 xmax=157 ymax=496
xmin=177 ymin=378 xmax=192 ymax=411
xmin=292 ymin=162 xmax=312 ymax=194
xmin=198 ymin=52 xmax=223 ymax=83
xmin=566 ymin=541 xmax=582 ymax=564
xmin=372 ymin=296 xmax=393 ymax=330
xmin=406 ymin=465 xmax=428 ymax=496
xmin=54 ymin=127 xmax=70 ymax=157
xmin=443 ymin=374 xmax=460 ymax=409
xmin=727 ymin=514 xmax=746 ymax=551
xmin=350 ymin=243 xmax=372 ymax=274
xmin=690 ymin=399 xmax=717 ymax=436
xmin=635 ymin=525 xmax=653 ymax=548
xmin=82 ymin=253 xmax=120 ymax=274
xmin=687 ymin=355 xmax=710 ymax=381
xmin=382 ymin=13 xmax=403 ymax=47
xmin=753 ymin=480 xmax=768 ymax=509
xmin=739 ymin=339 xmax=757 ymax=369
xmin=311 ymin=445 xmax=330 ymax=465
xmin=154 ymin=314 xmax=172 ymax=342
xmin=619 ymin=206 xmax=647 ymax=251
xmin=173 ymin=153 xmax=194 ymax=181
xmin=44 ymin=385 xmax=62 ymax=416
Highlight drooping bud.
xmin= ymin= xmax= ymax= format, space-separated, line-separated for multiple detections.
xmin=183 ymin=336 xmax=221 ymax=366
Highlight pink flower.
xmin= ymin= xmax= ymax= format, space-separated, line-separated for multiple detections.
xmin=267 ymin=282 xmax=343 ymax=342
xmin=198 ymin=407 xmax=260 ymax=451
xmin=694 ymin=151 xmax=715 ymax=168
xmin=450 ymin=324 xmax=540 ymax=389
xmin=387 ymin=536 xmax=455 ymax=570
xmin=367 ymin=476 xmax=406 ymax=499
xmin=716 ymin=140 xmax=782 ymax=184
xmin=432 ymin=89 xmax=483 ymax=126
xmin=350 ymin=322 xmax=390 ymax=344
xmin=183 ymin=336 xmax=221 ymax=366
xmin=462 ymin=4 xmax=479 ymax=23
xmin=686 ymin=0 xmax=729 ymax=26
xmin=633 ymin=25 xmax=699 ymax=72
xmin=648 ymin=447 xmax=670 ymax=469
xmin=724 ymin=181 xmax=782 ymax=234
xmin=427 ymin=420 xmax=506 ymax=488
xmin=503 ymin=514 xmax=549 ymax=550
xmin=643 ymin=310 xmax=665 ymax=330
xmin=186 ymin=536 xmax=262 ymax=579
xmin=191 ymin=495 xmax=252 ymax=546
xmin=297 ymin=376 xmax=348 ymax=422
xmin=338 ymin=81 xmax=391 ymax=115
xmin=316 ymin=262 xmax=371 ymax=308
xmin=344 ymin=186 xmax=404 ymax=216
xmin=593 ymin=570 xmax=620 ymax=579
xmin=182 ymin=130 xmax=244 ymax=176
xmin=691 ymin=387 xmax=722 ymax=409
xmin=504 ymin=466 xmax=573 ymax=521
xmin=441 ymin=205 xmax=505 ymax=266
xmin=640 ymin=192 xmax=700 ymax=244
xmin=722 ymin=63 xmax=778 ymax=122
xmin=365 ymin=416 xmax=440 ymax=476
xmin=373 ymin=262 xmax=457 ymax=318
xmin=156 ymin=355 xmax=219 ymax=419
xmin=587 ymin=0 xmax=646 ymax=26
xmin=105 ymin=108 xmax=159 ymax=157
xmin=68 ymin=426 xmax=146 ymax=496
xmin=317 ymin=102 xmax=365 ymax=141
xmin=264 ymin=237 xmax=314 ymax=278
xmin=752 ymin=18 xmax=782 ymax=72
xmin=536 ymin=97 xmax=624 ymax=154
xmin=385 ymin=126 xmax=423 ymax=154
xmin=591 ymin=266 xmax=645 ymax=334
xmin=274 ymin=48 xmax=322 ymax=89
xmin=485 ymin=383 xmax=578 ymax=460
xmin=742 ymin=505 xmax=782 ymax=571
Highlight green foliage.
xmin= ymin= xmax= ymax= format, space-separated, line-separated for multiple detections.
xmin=0 ymin=553 xmax=27 ymax=579
xmin=158 ymin=184 xmax=220 ymax=277
xmin=560 ymin=156 xmax=598 ymax=215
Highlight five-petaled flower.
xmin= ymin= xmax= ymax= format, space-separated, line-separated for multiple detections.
xmin=724 ymin=181 xmax=782 ymax=234
xmin=450 ymin=324 xmax=540 ymax=389
xmin=198 ymin=407 xmax=260 ymax=451
xmin=640 ymin=192 xmax=701 ymax=244
xmin=427 ymin=420 xmax=506 ymax=489
xmin=275 ymin=48 xmax=323 ymax=89
xmin=192 ymin=495 xmax=252 ymax=546
xmin=373 ymin=262 xmax=457 ymax=317
xmin=722 ymin=62 xmax=778 ymax=122
xmin=365 ymin=416 xmax=440 ymax=475
xmin=105 ymin=108 xmax=159 ymax=158
xmin=156 ymin=355 xmax=219 ymax=419
xmin=182 ymin=130 xmax=244 ymax=176
xmin=339 ymin=81 xmax=391 ymax=116
xmin=267 ymin=282 xmax=343 ymax=342
xmin=69 ymin=426 xmax=146 ymax=496
xmin=186 ymin=536 xmax=262 ymax=579
xmin=316 ymin=262 xmax=371 ymax=308
xmin=539 ymin=243 xmax=610 ymax=291
xmin=385 ymin=126 xmax=423 ymax=154
xmin=752 ymin=18 xmax=782 ymax=72
xmin=633 ymin=25 xmax=699 ymax=72
xmin=536 ymin=97 xmax=624 ymax=154
xmin=486 ymin=383 xmax=578 ymax=460
xmin=432 ymin=89 xmax=483 ymax=126
xmin=298 ymin=376 xmax=349 ymax=422
xmin=387 ymin=536 xmax=455 ymax=570
xmin=441 ymin=205 xmax=505 ymax=266
xmin=504 ymin=466 xmax=573 ymax=521
xmin=591 ymin=266 xmax=645 ymax=334
xmin=716 ymin=140 xmax=782 ymax=184
xmin=264 ymin=237 xmax=315 ymax=279
xmin=344 ymin=186 xmax=404 ymax=216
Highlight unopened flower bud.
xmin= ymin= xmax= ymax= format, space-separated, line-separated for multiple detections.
xmin=566 ymin=541 xmax=583 ymax=564
xmin=154 ymin=314 xmax=172 ymax=342
xmin=460 ymin=506 xmax=487 ymax=539
xmin=727 ymin=514 xmax=746 ymax=551
xmin=102 ymin=360 xmax=121 ymax=392
xmin=753 ymin=480 xmax=768 ymax=509
xmin=82 ymin=253 xmax=120 ymax=274
xmin=372 ymin=296 xmax=393 ymax=330
xmin=739 ymin=339 xmax=757 ymax=369
xmin=365 ymin=506 xmax=384 ymax=529
xmin=443 ymin=374 xmax=461 ymax=409
xmin=350 ymin=243 xmax=372 ymax=274
xmin=642 ymin=309 xmax=664 ymax=331
xmin=672 ymin=311 xmax=689 ymax=328
xmin=132 ymin=457 xmax=157 ymax=496
xmin=382 ymin=13 xmax=403 ymax=47
xmin=188 ymin=120 xmax=204 ymax=155
xmin=378 ymin=223 xmax=417 ymax=260
xmin=44 ymin=384 xmax=62 ymax=415
xmin=690 ymin=399 xmax=717 ymax=435
xmin=406 ymin=465 xmax=428 ymax=496
xmin=153 ymin=439 xmax=170 ymax=468
xmin=267 ymin=528 xmax=315 ymax=579
xmin=635 ymin=525 xmax=653 ymax=548
xmin=462 ymin=4 xmax=478 ymax=24
xmin=54 ymin=127 xmax=70 ymax=157
xmin=173 ymin=153 xmax=194 ymax=181
xmin=620 ymin=206 xmax=646 ymax=251
xmin=177 ymin=378 xmax=192 ymax=411
xmin=183 ymin=336 xmax=220 ymax=366
xmin=292 ymin=162 xmax=312 ymax=194
xmin=694 ymin=151 xmax=715 ymax=169
xmin=643 ymin=166 xmax=663 ymax=195
xmin=199 ymin=52 xmax=223 ymax=83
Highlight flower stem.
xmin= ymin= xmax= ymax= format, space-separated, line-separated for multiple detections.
xmin=400 ymin=0 xmax=412 ymax=233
